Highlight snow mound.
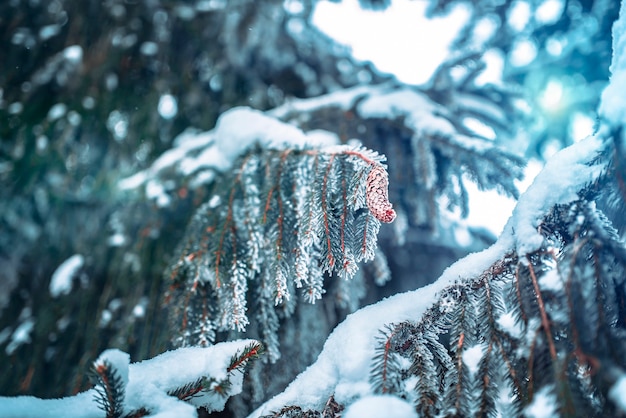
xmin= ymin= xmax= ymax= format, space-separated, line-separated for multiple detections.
xmin=118 ymin=107 xmax=339 ymax=206
xmin=343 ymin=395 xmax=418 ymax=418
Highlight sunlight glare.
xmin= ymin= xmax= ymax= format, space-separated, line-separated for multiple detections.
xmin=539 ymin=79 xmax=564 ymax=112
xmin=535 ymin=0 xmax=564 ymax=25
xmin=570 ymin=112 xmax=595 ymax=142
xmin=312 ymin=0 xmax=470 ymax=85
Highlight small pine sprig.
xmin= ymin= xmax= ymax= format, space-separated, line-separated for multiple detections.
xmin=227 ymin=341 xmax=263 ymax=374
xmin=90 ymin=358 xmax=127 ymax=418
xmin=167 ymin=377 xmax=205 ymax=402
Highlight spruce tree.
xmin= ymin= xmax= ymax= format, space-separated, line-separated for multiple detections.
xmin=0 ymin=0 xmax=621 ymax=417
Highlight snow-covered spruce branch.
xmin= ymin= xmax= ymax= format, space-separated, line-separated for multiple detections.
xmin=247 ymin=128 xmax=626 ymax=417
xmin=164 ymin=138 xmax=395 ymax=358
xmin=270 ymin=82 xmax=524 ymax=227
xmin=240 ymin=7 xmax=626 ymax=416
xmin=366 ymin=182 xmax=626 ymax=416
xmin=0 ymin=340 xmax=262 ymax=418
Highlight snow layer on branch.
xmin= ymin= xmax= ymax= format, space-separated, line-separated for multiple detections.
xmin=125 ymin=340 xmax=255 ymax=413
xmin=49 ymin=254 xmax=84 ymax=297
xmin=118 ymin=107 xmax=338 ymax=194
xmin=505 ymin=134 xmax=605 ymax=257
xmin=0 ymin=392 xmax=101 ymax=418
xmin=462 ymin=344 xmax=485 ymax=377
xmin=356 ymin=88 xmax=455 ymax=136
xmin=270 ymin=84 xmax=375 ymax=118
xmin=523 ymin=387 xmax=558 ymax=418
xmin=5 ymin=318 xmax=35 ymax=355
xmin=599 ymin=0 xmax=626 ymax=127
xmin=249 ymin=235 xmax=513 ymax=416
xmin=343 ymin=395 xmax=418 ymax=418
xmin=95 ymin=348 xmax=130 ymax=387
xmin=0 ymin=340 xmax=257 ymax=418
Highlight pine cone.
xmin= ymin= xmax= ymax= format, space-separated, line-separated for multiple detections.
xmin=366 ymin=165 xmax=396 ymax=223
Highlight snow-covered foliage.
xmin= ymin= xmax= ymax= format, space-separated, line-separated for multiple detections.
xmin=250 ymin=125 xmax=626 ymax=418
xmin=271 ymin=81 xmax=524 ymax=233
xmin=248 ymin=3 xmax=626 ymax=416
xmin=0 ymin=0 xmax=622 ymax=417
xmin=0 ymin=339 xmax=261 ymax=417
xmin=159 ymin=109 xmax=395 ymax=359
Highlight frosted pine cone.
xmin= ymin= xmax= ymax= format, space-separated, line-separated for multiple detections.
xmin=366 ymin=165 xmax=396 ymax=223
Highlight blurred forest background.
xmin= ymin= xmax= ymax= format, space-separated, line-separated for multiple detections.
xmin=0 ymin=0 xmax=619 ymax=415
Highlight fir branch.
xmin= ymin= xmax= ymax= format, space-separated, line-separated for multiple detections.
xmin=526 ymin=255 xmax=557 ymax=362
xmin=272 ymin=84 xmax=524 ymax=236
xmin=227 ymin=341 xmax=263 ymax=374
xmin=90 ymin=359 xmax=126 ymax=418
xmin=365 ymin=182 xmax=626 ymax=417
xmin=165 ymin=144 xmax=395 ymax=353
xmin=167 ymin=377 xmax=205 ymax=402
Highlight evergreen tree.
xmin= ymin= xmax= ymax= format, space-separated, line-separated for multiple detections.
xmin=0 ymin=0 xmax=621 ymax=417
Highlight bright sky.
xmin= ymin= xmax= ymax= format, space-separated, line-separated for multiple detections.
xmin=312 ymin=0 xmax=471 ymax=86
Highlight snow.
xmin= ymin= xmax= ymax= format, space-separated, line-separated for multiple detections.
xmin=462 ymin=344 xmax=484 ymax=376
xmin=0 ymin=392 xmax=102 ymax=418
xmin=523 ymin=386 xmax=558 ymax=418
xmin=538 ymin=269 xmax=562 ymax=292
xmin=63 ymin=45 xmax=83 ymax=63
xmin=248 ymin=123 xmax=608 ymax=416
xmin=249 ymin=127 xmax=604 ymax=411
xmin=125 ymin=341 xmax=254 ymax=413
xmin=95 ymin=349 xmax=130 ymax=388
xmin=145 ymin=179 xmax=171 ymax=208
xmin=357 ymin=87 xmax=455 ymax=137
xmin=497 ymin=312 xmax=522 ymax=339
xmin=599 ymin=1 xmax=626 ymax=128
xmin=510 ymin=39 xmax=538 ymax=67
xmin=535 ymin=0 xmax=564 ymax=25
xmin=47 ymin=103 xmax=67 ymax=121
xmin=506 ymin=134 xmax=605 ymax=257
xmin=157 ymin=94 xmax=178 ymax=119
xmin=119 ymin=107 xmax=339 ymax=196
xmin=39 ymin=24 xmax=61 ymax=41
xmin=507 ymin=1 xmax=531 ymax=32
xmin=249 ymin=233 xmax=514 ymax=417
xmin=49 ymin=254 xmax=84 ymax=298
xmin=107 ymin=233 xmax=127 ymax=247
xmin=343 ymin=395 xmax=418 ymax=418
xmin=0 ymin=340 xmax=257 ymax=418
xmin=609 ymin=375 xmax=626 ymax=413
xmin=270 ymin=84 xmax=374 ymax=118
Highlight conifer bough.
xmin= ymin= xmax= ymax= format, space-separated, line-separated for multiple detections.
xmin=165 ymin=141 xmax=396 ymax=358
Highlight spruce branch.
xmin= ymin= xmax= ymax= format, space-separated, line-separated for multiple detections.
xmin=90 ymin=358 xmax=127 ymax=418
xmin=272 ymin=83 xmax=524 ymax=236
xmin=165 ymin=143 xmax=395 ymax=356
xmin=167 ymin=377 xmax=205 ymax=402
xmin=366 ymin=164 xmax=626 ymax=417
xmin=227 ymin=341 xmax=263 ymax=374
